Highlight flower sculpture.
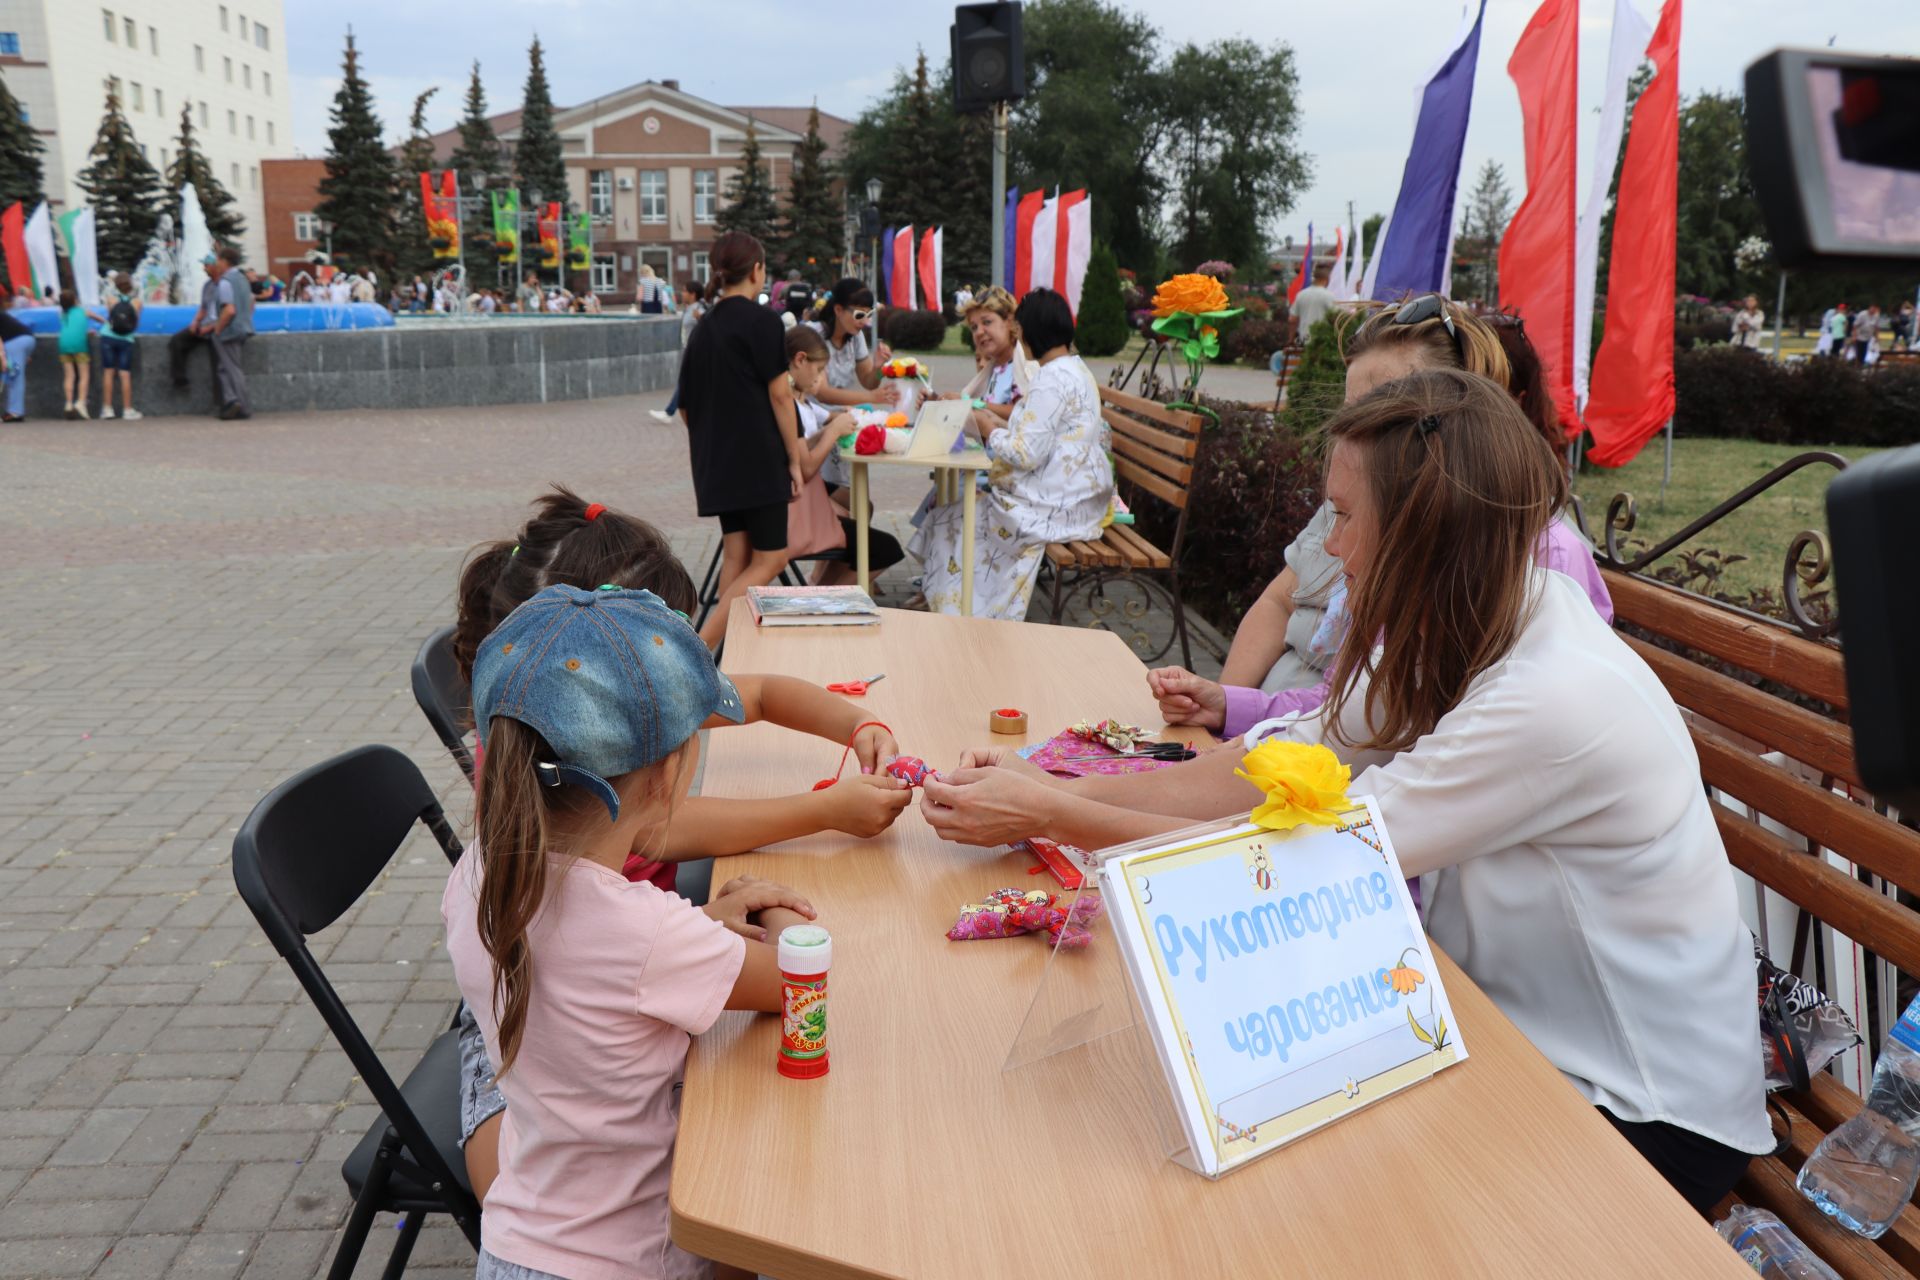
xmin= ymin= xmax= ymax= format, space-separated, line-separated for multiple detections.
xmin=1234 ymin=740 xmax=1352 ymax=832
xmin=1149 ymin=273 xmax=1242 ymax=417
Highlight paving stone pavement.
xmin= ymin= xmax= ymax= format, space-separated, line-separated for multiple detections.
xmin=0 ymin=386 xmax=1221 ymax=1280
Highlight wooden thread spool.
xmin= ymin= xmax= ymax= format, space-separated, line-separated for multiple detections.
xmin=990 ymin=708 xmax=1029 ymax=735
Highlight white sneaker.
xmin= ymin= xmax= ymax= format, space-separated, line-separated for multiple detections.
xmin=120 ymin=408 xmax=143 ymax=420
xmin=648 ymin=409 xmax=673 ymax=424
xmin=73 ymin=402 xmax=90 ymax=419
xmin=99 ymin=406 xmax=116 ymax=419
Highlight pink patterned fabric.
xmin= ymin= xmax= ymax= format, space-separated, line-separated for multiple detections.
xmin=1022 ymin=730 xmax=1186 ymax=780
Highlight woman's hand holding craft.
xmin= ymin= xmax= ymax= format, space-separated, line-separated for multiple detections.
xmin=823 ymin=772 xmax=913 ymax=837
xmin=851 ymin=723 xmax=900 ymax=775
xmin=1147 ymin=666 xmax=1227 ymax=731
xmin=919 ymin=766 xmax=1057 ymax=848
xmin=704 ymin=876 xmax=817 ymax=941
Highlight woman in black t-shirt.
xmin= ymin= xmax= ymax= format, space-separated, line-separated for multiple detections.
xmin=677 ymin=231 xmax=805 ymax=649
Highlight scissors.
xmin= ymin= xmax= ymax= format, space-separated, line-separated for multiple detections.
xmin=826 ymin=673 xmax=886 ymax=697
xmin=1059 ymin=742 xmax=1196 ymax=763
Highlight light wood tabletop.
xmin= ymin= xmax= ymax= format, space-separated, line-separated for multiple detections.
xmin=672 ymin=606 xmax=1753 ymax=1280
xmin=838 ymin=443 xmax=992 ymax=614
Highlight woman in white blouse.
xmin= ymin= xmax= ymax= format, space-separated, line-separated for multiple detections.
xmin=909 ymin=288 xmax=1114 ymax=620
xmin=920 ymin=369 xmax=1772 ymax=1209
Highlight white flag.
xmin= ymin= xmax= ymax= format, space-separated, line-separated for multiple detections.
xmin=23 ymin=201 xmax=59 ymax=302
xmin=1029 ymin=191 xmax=1058 ymax=299
xmin=61 ymin=208 xmax=100 ymax=308
xmin=1327 ymin=224 xmax=1351 ymax=302
xmin=1060 ymin=195 xmax=1092 ymax=316
xmin=1575 ymin=0 xmax=1653 ymax=415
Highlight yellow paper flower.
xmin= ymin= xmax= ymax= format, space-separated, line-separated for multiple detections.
xmin=1151 ymin=273 xmax=1230 ymax=319
xmin=1234 ymin=741 xmax=1352 ymax=832
xmin=1384 ymin=965 xmax=1425 ymax=996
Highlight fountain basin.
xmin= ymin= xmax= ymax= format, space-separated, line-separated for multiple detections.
xmin=9 ymin=303 xmax=396 ymax=334
xmin=10 ymin=314 xmax=679 ymax=419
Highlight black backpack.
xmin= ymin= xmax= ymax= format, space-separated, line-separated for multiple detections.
xmin=108 ymin=297 xmax=139 ymax=336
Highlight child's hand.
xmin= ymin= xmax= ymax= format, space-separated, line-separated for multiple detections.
xmin=873 ymin=340 xmax=893 ymax=366
xmin=823 ymin=772 xmax=912 ymax=837
xmin=852 ymin=723 xmax=900 ymax=774
xmin=704 ymin=875 xmax=816 ymax=941
xmin=824 ymin=411 xmax=852 ymax=437
xmin=1147 ymin=666 xmax=1227 ymax=731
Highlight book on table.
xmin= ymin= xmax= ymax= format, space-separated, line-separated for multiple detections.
xmin=745 ymin=585 xmax=881 ymax=627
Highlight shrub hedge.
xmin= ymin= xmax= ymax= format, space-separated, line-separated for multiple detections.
xmin=878 ymin=306 xmax=948 ymax=352
xmin=1672 ymin=347 xmax=1920 ymax=447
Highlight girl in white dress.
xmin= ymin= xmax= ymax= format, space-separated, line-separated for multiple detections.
xmin=909 ymin=288 xmax=1114 ymax=620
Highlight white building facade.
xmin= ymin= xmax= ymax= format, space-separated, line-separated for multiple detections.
xmin=0 ymin=0 xmax=291 ymax=269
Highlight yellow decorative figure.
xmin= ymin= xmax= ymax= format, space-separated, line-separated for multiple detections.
xmin=1235 ymin=741 xmax=1353 ymax=832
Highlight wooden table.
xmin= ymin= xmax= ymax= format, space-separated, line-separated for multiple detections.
xmin=673 ymin=608 xmax=1753 ymax=1280
xmin=839 ymin=443 xmax=992 ymax=615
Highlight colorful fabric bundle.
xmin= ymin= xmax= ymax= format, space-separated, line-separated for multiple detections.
xmin=947 ymin=887 xmax=1103 ymax=949
xmin=854 ymin=423 xmax=888 ymax=455
xmin=1068 ymin=718 xmax=1151 ymax=753
xmin=884 ymin=755 xmax=934 ymax=786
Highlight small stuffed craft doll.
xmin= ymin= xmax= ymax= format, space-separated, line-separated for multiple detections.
xmin=948 ymin=888 xmax=1103 ymax=949
xmin=884 ymin=755 xmax=934 ymax=787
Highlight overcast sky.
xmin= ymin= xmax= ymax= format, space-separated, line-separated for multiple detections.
xmin=286 ymin=0 xmax=1920 ymax=248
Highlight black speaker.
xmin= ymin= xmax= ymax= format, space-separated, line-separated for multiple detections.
xmin=951 ymin=2 xmax=1024 ymax=114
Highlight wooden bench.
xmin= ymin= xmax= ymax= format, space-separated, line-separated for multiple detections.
xmin=1042 ymin=386 xmax=1201 ymax=668
xmin=1604 ymin=567 xmax=1920 ymax=1278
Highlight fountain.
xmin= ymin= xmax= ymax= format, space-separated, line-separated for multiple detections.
xmin=130 ymin=213 xmax=178 ymax=303
xmin=178 ymin=185 xmax=210 ymax=310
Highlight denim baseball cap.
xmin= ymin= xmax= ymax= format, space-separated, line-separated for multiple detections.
xmin=471 ymin=584 xmax=743 ymax=821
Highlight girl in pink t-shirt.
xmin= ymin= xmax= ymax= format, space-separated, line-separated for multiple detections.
xmin=446 ymin=584 xmax=815 ymax=1280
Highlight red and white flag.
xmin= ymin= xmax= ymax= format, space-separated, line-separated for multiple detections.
xmin=890 ymin=225 xmax=916 ymax=309
xmin=917 ymin=226 xmax=941 ymax=313
xmin=1054 ymin=190 xmax=1090 ymax=315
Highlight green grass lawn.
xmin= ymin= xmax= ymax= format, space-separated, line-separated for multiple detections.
xmin=1570 ymin=436 xmax=1880 ymax=599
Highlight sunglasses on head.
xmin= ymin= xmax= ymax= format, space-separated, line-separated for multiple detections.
xmin=1390 ymin=293 xmax=1465 ymax=367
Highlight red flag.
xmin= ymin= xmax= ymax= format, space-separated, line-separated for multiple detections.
xmin=1013 ymin=191 xmax=1044 ymax=296
xmin=0 ymin=203 xmax=26 ymax=296
xmin=1498 ymin=0 xmax=1580 ymax=436
xmin=1585 ymin=0 xmax=1681 ymax=467
xmin=917 ymin=227 xmax=941 ymax=313
xmin=1051 ymin=189 xmax=1086 ymax=296
xmin=1287 ymin=225 xmax=1314 ymax=305
xmin=890 ymin=225 xmax=915 ymax=309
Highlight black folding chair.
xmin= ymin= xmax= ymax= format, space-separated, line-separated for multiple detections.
xmin=411 ymin=625 xmax=475 ymax=781
xmin=232 ymin=745 xmax=481 ymax=1279
xmin=692 ymin=542 xmax=808 ymax=629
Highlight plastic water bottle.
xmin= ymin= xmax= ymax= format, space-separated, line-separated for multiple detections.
xmin=1797 ymin=992 xmax=1920 ymax=1237
xmin=1715 ymin=1205 xmax=1841 ymax=1279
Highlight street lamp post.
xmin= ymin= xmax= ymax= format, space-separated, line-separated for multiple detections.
xmin=865 ymin=178 xmax=882 ymax=298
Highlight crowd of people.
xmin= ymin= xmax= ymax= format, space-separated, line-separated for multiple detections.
xmin=431 ymin=263 xmax=1779 ymax=1279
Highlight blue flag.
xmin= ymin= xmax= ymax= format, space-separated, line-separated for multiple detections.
xmin=879 ymin=227 xmax=895 ymax=302
xmin=1370 ymin=1 xmax=1487 ymax=300
xmin=1003 ymin=188 xmax=1019 ymax=292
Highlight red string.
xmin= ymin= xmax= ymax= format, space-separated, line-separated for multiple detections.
xmin=812 ymin=721 xmax=892 ymax=791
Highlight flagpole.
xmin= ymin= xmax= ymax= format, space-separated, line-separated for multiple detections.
xmin=990 ymin=101 xmax=1008 ymax=293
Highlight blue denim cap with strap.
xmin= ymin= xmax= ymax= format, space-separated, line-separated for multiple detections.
xmin=470 ymin=584 xmax=744 ymax=821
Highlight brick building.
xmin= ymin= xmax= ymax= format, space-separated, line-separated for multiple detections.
xmin=260 ymin=79 xmax=850 ymax=304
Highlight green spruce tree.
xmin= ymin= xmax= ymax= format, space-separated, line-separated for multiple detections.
xmin=314 ymin=31 xmax=399 ymax=274
xmin=165 ymin=105 xmax=244 ymax=246
xmin=76 ymin=85 xmax=165 ymax=273
xmin=1075 ymin=240 xmax=1129 ymax=357
xmin=514 ymin=37 xmax=567 ymax=216
xmin=449 ymin=63 xmax=505 ymax=271
xmin=0 ymin=68 xmax=46 ymax=211
xmin=394 ymin=87 xmax=440 ymax=282
xmin=780 ymin=104 xmax=840 ymax=279
xmin=716 ymin=117 xmax=779 ymax=250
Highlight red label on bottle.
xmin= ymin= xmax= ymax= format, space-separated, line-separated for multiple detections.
xmin=778 ymin=971 xmax=829 ymax=1078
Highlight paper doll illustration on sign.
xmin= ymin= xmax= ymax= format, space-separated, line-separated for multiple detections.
xmin=1382 ymin=947 xmax=1449 ymax=1053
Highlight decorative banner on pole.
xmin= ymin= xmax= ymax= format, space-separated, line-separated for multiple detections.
xmin=1497 ymin=0 xmax=1580 ymax=432
xmin=1001 ymin=187 xmax=1019 ymax=292
xmin=1030 ymin=189 xmax=1059 ymax=300
xmin=421 ymin=171 xmax=461 ymax=260
xmin=1575 ymin=0 xmax=1654 ymax=419
xmin=1585 ymin=0 xmax=1682 ymax=467
xmin=1342 ymin=220 xmax=1368 ymax=302
xmin=1057 ymin=191 xmax=1091 ymax=317
xmin=1370 ymin=1 xmax=1488 ymax=300
xmin=490 ymin=189 xmax=521 ymax=265
xmin=1288 ymin=224 xmax=1316 ymax=305
xmin=916 ymin=226 xmax=941 ymax=315
xmin=880 ymin=225 xmax=896 ymax=303
xmin=0 ymin=202 xmax=27 ymax=296
xmin=1325 ymin=225 xmax=1349 ymax=304
xmin=1013 ymin=190 xmax=1044 ymax=297
xmin=566 ymin=210 xmax=590 ymax=273
xmin=889 ymin=225 xmax=916 ymax=310
xmin=23 ymin=201 xmax=59 ymax=301
xmin=537 ymin=202 xmax=561 ymax=270
xmin=56 ymin=207 xmax=100 ymax=308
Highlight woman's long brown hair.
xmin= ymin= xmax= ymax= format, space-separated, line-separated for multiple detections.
xmin=1323 ymin=369 xmax=1568 ymax=754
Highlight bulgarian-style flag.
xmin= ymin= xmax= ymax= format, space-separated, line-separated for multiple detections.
xmin=1053 ymin=189 xmax=1090 ymax=316
xmin=1030 ymin=189 xmax=1059 ymax=299
xmin=1288 ymin=224 xmax=1315 ymax=305
xmin=1013 ymin=190 xmax=1044 ymax=296
xmin=889 ymin=225 xmax=915 ymax=309
xmin=917 ymin=227 xmax=941 ymax=313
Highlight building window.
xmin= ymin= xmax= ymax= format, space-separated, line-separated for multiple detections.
xmin=199 ymin=100 xmax=208 ymax=126
xmin=138 ymin=143 xmax=148 ymax=160
xmin=149 ymin=26 xmax=157 ymax=54
xmin=639 ymin=170 xmax=666 ymax=224
xmin=130 ymin=82 xmax=143 ymax=110
xmin=262 ymin=71 xmax=271 ymax=97
xmin=237 ymin=15 xmax=247 ymax=39
xmin=590 ymin=253 xmax=616 ymax=294
xmin=123 ymin=16 xmax=135 ymax=45
xmin=160 ymin=147 xmax=168 ymax=169
xmin=246 ymin=115 xmax=254 ymax=140
xmin=194 ymin=44 xmax=204 ymax=71
xmin=17 ymin=104 xmax=26 ymax=124
xmin=230 ymin=162 xmax=239 ymax=185
xmin=266 ymin=121 xmax=274 ymax=144
xmin=254 ymin=23 xmax=269 ymax=51
xmin=227 ymin=108 xmax=235 ymax=134
xmin=588 ymin=169 xmax=612 ymax=218
xmin=103 ymin=10 xmax=115 ymax=42
xmin=691 ymin=250 xmax=710 ymax=284
xmin=108 ymin=76 xmax=121 ymax=102
xmin=0 ymin=33 xmax=19 ymax=56
xmin=293 ymin=212 xmax=321 ymax=241
xmin=219 ymin=6 xmax=228 ymax=32
xmin=242 ymin=64 xmax=251 ymax=89
xmin=154 ymin=88 xmax=162 ymax=116
xmin=693 ymin=169 xmax=718 ymax=224
xmin=250 ymin=165 xmax=257 ymax=190
xmin=224 ymin=57 xmax=232 ymax=83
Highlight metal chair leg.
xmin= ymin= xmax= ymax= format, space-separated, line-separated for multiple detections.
xmin=380 ymin=1210 xmax=425 ymax=1280
xmin=1170 ymin=567 xmax=1193 ymax=670
xmin=1049 ymin=559 xmax=1067 ymax=625
xmin=326 ymin=1133 xmax=396 ymax=1280
xmin=694 ymin=543 xmax=724 ymax=630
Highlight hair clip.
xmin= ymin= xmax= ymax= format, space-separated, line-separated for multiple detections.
xmin=670 ymin=608 xmax=691 ymax=621
xmin=509 ymin=543 xmax=520 ymax=557
xmin=1417 ymin=414 xmax=1442 ymax=438
xmin=596 ymin=583 xmax=621 ymax=592
xmin=584 ymin=503 xmax=606 ymax=522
